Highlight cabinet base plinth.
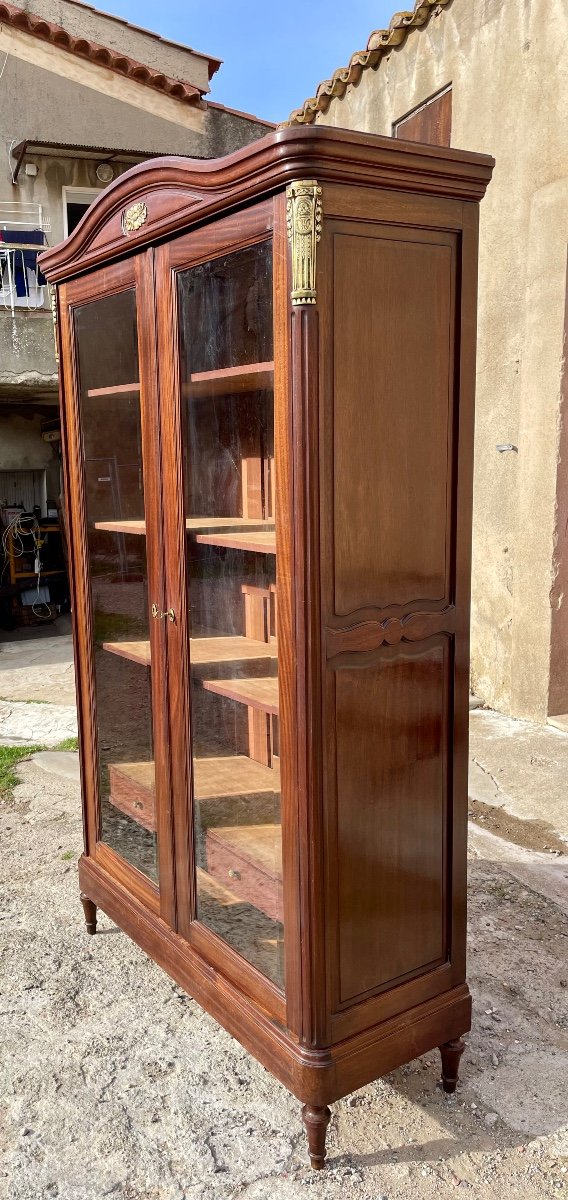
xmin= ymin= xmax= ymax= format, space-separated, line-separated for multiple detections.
xmin=302 ymin=1104 xmax=331 ymax=1169
xmin=78 ymin=854 xmax=472 ymax=1114
xmin=439 ymin=1037 xmax=465 ymax=1093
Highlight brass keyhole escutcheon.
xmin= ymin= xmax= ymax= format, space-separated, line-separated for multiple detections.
xmin=151 ymin=603 xmax=176 ymax=623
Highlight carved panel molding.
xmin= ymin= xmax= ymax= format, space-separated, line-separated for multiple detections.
xmin=326 ymin=607 xmax=456 ymax=659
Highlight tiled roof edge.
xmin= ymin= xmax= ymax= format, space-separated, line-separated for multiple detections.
xmin=206 ymin=99 xmax=275 ymax=128
xmin=0 ymin=0 xmax=205 ymax=104
xmin=283 ymin=0 xmax=452 ymax=127
xmin=63 ymin=0 xmax=221 ymax=79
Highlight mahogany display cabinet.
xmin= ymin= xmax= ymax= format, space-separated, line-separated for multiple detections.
xmin=40 ymin=126 xmax=493 ymax=1169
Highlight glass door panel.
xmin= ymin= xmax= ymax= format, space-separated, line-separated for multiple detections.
xmin=74 ymin=289 xmax=158 ymax=884
xmin=176 ymin=240 xmax=283 ymax=989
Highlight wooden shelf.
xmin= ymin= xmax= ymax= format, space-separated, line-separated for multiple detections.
xmin=87 ymin=383 xmax=140 ymax=398
xmin=102 ymin=640 xmax=151 ymax=667
xmin=206 ymin=823 xmax=282 ymax=923
xmin=107 ymin=756 xmax=280 ymax=835
xmin=196 ymin=755 xmax=280 ymax=797
xmin=94 ymin=519 xmax=147 ymax=535
xmin=196 ymin=531 xmax=276 ymax=554
xmin=190 ymin=518 xmax=273 ymax=533
xmin=188 ymin=361 xmax=274 ymax=398
xmin=191 ymin=636 xmax=277 ymax=666
xmin=102 ymin=635 xmax=277 ymax=669
xmin=94 ymin=516 xmax=275 ymax=537
xmin=203 ymin=676 xmax=279 ymax=716
xmin=108 ymin=760 xmax=155 ymax=831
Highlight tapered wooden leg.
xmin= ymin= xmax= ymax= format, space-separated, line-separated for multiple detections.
xmin=80 ymin=892 xmax=97 ymax=935
xmin=301 ymin=1104 xmax=331 ymax=1170
xmin=440 ymin=1037 xmax=465 ymax=1093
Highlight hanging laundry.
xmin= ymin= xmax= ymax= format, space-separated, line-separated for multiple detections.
xmin=0 ymin=229 xmax=46 ymax=295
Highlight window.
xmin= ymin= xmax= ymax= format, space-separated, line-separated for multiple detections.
xmin=62 ymin=187 xmax=102 ymax=238
xmin=393 ymin=85 xmax=452 ymax=147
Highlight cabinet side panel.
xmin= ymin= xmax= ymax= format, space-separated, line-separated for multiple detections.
xmin=336 ymin=641 xmax=449 ymax=1004
xmin=326 ymin=215 xmax=460 ymax=1021
xmin=333 ymin=231 xmax=453 ymax=614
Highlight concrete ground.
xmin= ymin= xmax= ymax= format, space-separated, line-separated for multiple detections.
xmin=0 ymin=616 xmax=77 ymax=746
xmin=0 ymin=615 xmax=76 ymax=707
xmin=469 ymin=708 xmax=568 ymax=849
xmin=0 ymin=627 xmax=567 ymax=1198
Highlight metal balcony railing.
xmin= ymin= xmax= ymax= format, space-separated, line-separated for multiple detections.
xmin=0 ymin=202 xmax=50 ymax=314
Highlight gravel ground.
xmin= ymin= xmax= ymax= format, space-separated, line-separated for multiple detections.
xmin=1 ymin=757 xmax=567 ymax=1200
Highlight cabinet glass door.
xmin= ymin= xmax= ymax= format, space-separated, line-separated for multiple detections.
xmin=73 ymin=286 xmax=160 ymax=885
xmin=175 ymin=239 xmax=283 ymax=988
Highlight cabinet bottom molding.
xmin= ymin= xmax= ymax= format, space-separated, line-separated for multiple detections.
xmin=78 ymin=853 xmax=471 ymax=1151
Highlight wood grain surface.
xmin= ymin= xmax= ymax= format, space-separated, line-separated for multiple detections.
xmin=51 ymin=127 xmax=492 ymax=1148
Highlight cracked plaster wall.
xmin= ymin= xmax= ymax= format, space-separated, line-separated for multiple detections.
xmin=314 ymin=0 xmax=568 ymax=720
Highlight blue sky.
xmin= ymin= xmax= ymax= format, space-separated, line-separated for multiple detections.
xmin=90 ymin=1 xmax=395 ymax=124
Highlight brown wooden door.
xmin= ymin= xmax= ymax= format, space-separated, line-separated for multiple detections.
xmin=153 ymin=200 xmax=295 ymax=1023
xmin=58 ymin=253 xmax=175 ymax=924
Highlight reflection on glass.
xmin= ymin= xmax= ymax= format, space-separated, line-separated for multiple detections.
xmin=75 ymin=290 xmax=157 ymax=884
xmin=178 ymin=241 xmax=283 ymax=989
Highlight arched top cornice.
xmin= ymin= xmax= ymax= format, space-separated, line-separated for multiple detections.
xmin=40 ymin=126 xmax=494 ymax=284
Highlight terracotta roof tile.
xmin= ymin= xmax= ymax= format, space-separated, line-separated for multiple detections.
xmin=283 ymin=0 xmax=451 ymax=126
xmin=0 ymin=0 xmax=205 ymax=105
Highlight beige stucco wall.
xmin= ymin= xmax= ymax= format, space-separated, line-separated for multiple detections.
xmin=0 ymin=408 xmax=56 ymax=471
xmin=0 ymin=8 xmax=269 ymax=526
xmin=314 ymin=0 xmax=568 ymax=721
xmin=0 ymin=54 xmax=263 ymax=246
xmin=0 ymin=55 xmax=215 ymax=404
xmin=0 ymin=46 xmax=268 ymax=395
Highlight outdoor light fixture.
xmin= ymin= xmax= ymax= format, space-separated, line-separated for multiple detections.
xmin=96 ymin=163 xmax=114 ymax=183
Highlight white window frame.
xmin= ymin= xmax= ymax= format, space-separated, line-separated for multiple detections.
xmin=62 ymin=187 xmax=103 ymax=238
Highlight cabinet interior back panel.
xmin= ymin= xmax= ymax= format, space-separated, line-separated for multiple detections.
xmin=336 ymin=641 xmax=449 ymax=1005
xmin=332 ymin=230 xmax=455 ymax=615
